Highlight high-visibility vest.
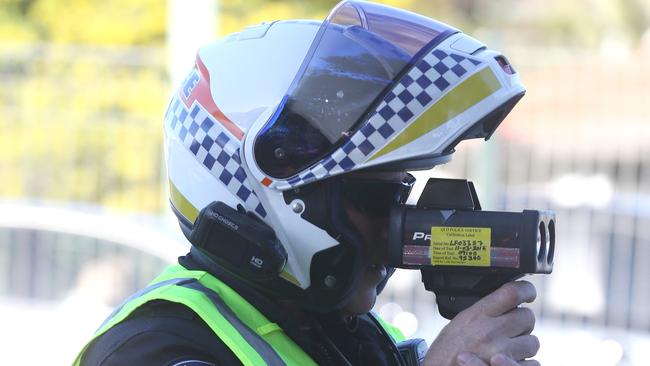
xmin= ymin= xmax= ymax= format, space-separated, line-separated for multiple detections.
xmin=74 ymin=264 xmax=405 ymax=366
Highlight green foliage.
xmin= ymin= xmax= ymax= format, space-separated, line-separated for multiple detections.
xmin=0 ymin=0 xmax=39 ymax=41
xmin=0 ymin=44 xmax=167 ymax=211
xmin=0 ymin=0 xmax=166 ymax=44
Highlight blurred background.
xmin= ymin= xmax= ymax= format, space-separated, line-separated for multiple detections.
xmin=1 ymin=0 xmax=649 ymax=364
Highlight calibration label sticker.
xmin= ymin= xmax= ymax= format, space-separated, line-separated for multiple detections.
xmin=430 ymin=226 xmax=491 ymax=266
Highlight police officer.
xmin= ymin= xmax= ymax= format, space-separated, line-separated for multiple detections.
xmin=76 ymin=1 xmax=539 ymax=365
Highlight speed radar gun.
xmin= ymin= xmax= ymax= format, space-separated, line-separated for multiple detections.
xmin=387 ymin=178 xmax=555 ymax=319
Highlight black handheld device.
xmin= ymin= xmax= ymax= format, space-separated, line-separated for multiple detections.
xmin=387 ymin=178 xmax=555 ymax=319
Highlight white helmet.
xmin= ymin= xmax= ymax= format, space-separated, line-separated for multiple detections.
xmin=164 ymin=0 xmax=525 ymax=311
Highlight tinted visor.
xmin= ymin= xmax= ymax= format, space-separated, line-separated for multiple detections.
xmin=254 ymin=1 xmax=457 ymax=178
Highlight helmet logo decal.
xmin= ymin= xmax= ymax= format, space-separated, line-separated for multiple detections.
xmin=182 ymin=69 xmax=200 ymax=98
xmin=167 ymin=96 xmax=267 ymax=217
xmin=277 ymin=50 xmax=483 ymax=189
xmin=179 ymin=55 xmax=245 ymax=140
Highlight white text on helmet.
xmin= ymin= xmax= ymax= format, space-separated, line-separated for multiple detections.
xmin=215 ymin=213 xmax=239 ymax=231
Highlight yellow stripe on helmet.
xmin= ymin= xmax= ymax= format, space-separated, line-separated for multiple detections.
xmin=169 ymin=180 xmax=200 ymax=223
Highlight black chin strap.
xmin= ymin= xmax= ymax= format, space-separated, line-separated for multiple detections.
xmin=377 ymin=266 xmax=396 ymax=294
xmin=326 ymin=177 xmax=395 ymax=299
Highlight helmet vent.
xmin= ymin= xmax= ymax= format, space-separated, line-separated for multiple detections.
xmin=495 ymin=55 xmax=516 ymax=75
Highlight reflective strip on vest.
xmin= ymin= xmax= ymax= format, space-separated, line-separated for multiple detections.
xmin=179 ymin=280 xmax=286 ymax=366
xmin=73 ymin=266 xmax=314 ymax=366
xmin=97 ymin=277 xmax=195 ymax=330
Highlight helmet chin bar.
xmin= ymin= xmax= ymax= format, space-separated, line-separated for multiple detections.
xmin=283 ymin=177 xmax=366 ymax=312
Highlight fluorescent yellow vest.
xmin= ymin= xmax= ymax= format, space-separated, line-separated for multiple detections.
xmin=74 ymin=264 xmax=405 ymax=366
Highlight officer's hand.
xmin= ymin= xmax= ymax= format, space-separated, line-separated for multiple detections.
xmin=421 ymin=281 xmax=540 ymax=366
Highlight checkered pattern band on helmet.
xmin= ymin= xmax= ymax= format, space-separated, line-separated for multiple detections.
xmin=276 ymin=49 xmax=483 ymax=189
xmin=166 ymin=97 xmax=267 ymax=217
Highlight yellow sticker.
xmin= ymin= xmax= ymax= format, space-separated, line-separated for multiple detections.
xmin=430 ymin=227 xmax=491 ymax=266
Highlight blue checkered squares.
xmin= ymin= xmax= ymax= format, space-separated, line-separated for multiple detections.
xmin=434 ymin=62 xmax=449 ymax=74
xmin=275 ymin=48 xmax=484 ymax=189
xmin=166 ymin=98 xmax=267 ymax=217
xmin=358 ymin=140 xmax=375 ymax=156
xmin=200 ymin=117 xmax=213 ymax=132
xmin=377 ymin=123 xmax=394 ymax=138
xmin=237 ymin=186 xmax=252 ymax=201
xmin=204 ymin=154 xmax=216 ymax=170
xmin=397 ymin=107 xmax=414 ymax=121
xmin=360 ymin=123 xmax=376 ymax=137
xmin=434 ymin=77 xmax=450 ymax=91
xmin=397 ymin=89 xmax=414 ymax=104
xmin=323 ymin=158 xmax=337 ymax=171
xmin=201 ymin=137 xmax=213 ymax=151
xmin=415 ymin=92 xmax=433 ymax=106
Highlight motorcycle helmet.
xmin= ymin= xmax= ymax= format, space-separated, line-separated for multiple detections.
xmin=164 ymin=0 xmax=525 ymax=311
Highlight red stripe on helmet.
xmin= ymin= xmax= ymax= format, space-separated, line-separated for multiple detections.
xmin=180 ymin=54 xmax=244 ymax=140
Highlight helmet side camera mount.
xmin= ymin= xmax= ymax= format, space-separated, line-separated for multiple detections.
xmin=189 ymin=201 xmax=288 ymax=282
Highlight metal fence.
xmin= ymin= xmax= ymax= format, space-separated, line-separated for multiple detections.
xmin=0 ymin=226 xmax=169 ymax=306
xmin=0 ymin=205 xmax=183 ymax=365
